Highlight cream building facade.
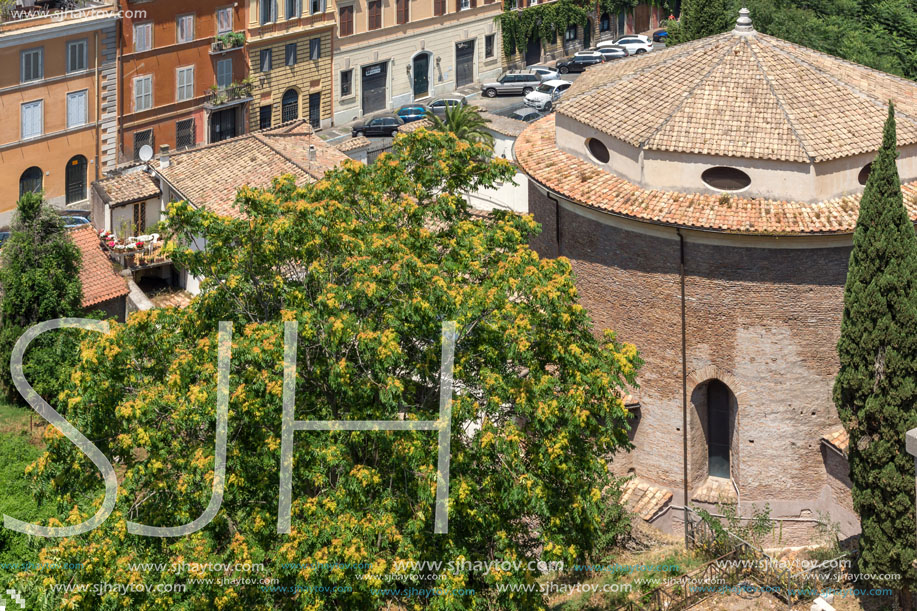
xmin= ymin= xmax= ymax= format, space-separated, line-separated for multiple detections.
xmin=332 ymin=0 xmax=502 ymax=125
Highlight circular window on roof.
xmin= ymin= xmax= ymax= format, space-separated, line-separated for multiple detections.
xmin=701 ymin=166 xmax=751 ymax=191
xmin=858 ymin=162 xmax=872 ymax=186
xmin=586 ymin=138 xmax=610 ymax=163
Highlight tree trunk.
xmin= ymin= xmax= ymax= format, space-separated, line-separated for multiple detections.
xmin=899 ymin=588 xmax=912 ymax=611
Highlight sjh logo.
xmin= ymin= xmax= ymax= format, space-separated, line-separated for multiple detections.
xmin=5 ymin=319 xmax=457 ymax=539
xmin=0 ymin=588 xmax=25 ymax=610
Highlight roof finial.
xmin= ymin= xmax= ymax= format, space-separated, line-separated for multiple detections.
xmin=734 ymin=7 xmax=754 ymax=34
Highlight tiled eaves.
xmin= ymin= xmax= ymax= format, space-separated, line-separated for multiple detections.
xmin=515 ymin=114 xmax=917 ymax=235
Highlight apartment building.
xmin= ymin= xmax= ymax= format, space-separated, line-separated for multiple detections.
xmin=245 ymin=0 xmax=335 ymax=131
xmin=332 ymin=0 xmax=502 ymax=124
xmin=119 ymin=0 xmax=249 ymax=162
xmin=0 ymin=1 xmax=117 ymax=216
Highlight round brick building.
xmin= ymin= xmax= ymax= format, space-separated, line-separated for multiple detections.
xmin=515 ymin=10 xmax=917 ymax=543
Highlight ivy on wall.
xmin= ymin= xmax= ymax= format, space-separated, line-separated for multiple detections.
xmin=496 ymin=0 xmax=648 ymax=57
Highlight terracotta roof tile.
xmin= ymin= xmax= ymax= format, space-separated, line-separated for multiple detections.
xmin=156 ymin=120 xmax=350 ymax=218
xmin=821 ymin=427 xmax=849 ymax=456
xmin=70 ymin=226 xmax=129 ymax=308
xmin=335 ymin=135 xmax=371 ymax=152
xmin=515 ymin=114 xmax=917 ymax=235
xmin=621 ymin=477 xmax=673 ymax=521
xmin=93 ymin=172 xmax=161 ymax=206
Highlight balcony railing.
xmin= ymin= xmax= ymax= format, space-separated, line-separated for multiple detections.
xmin=206 ymin=82 xmax=253 ymax=107
xmin=210 ymin=32 xmax=246 ymax=54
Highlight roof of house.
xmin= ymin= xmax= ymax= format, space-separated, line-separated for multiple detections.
xmin=479 ymin=112 xmax=529 ymax=138
xmin=335 ymin=135 xmax=372 ymax=152
xmin=397 ymin=118 xmax=433 ymax=133
xmin=93 ymin=171 xmax=161 ymax=207
xmin=69 ymin=226 xmax=129 ymax=308
xmin=155 ymin=121 xmax=350 ymax=218
xmin=515 ymin=113 xmax=917 ymax=235
xmin=821 ymin=427 xmax=849 ymax=457
xmin=621 ymin=477 xmax=673 ymax=521
xmin=559 ymin=12 xmax=917 ymax=163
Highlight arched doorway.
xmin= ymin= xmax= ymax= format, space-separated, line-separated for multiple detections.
xmin=707 ymin=379 xmax=731 ymax=478
xmin=19 ymin=167 xmax=42 ymax=198
xmin=281 ymin=89 xmax=299 ymax=123
xmin=65 ymin=155 xmax=87 ymax=205
xmin=584 ymin=18 xmax=592 ymax=48
xmin=412 ymin=53 xmax=430 ymax=99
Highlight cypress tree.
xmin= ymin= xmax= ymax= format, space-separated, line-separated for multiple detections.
xmin=667 ymin=0 xmax=735 ymax=44
xmin=834 ymin=103 xmax=917 ymax=610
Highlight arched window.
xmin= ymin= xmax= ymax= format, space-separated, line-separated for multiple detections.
xmin=701 ymin=166 xmax=751 ymax=191
xmin=66 ymin=155 xmax=88 ymax=205
xmin=600 ymin=13 xmax=610 ymax=32
xmin=19 ymin=166 xmax=43 ymax=198
xmin=858 ymin=162 xmax=872 ymax=186
xmin=281 ymin=89 xmax=299 ymax=123
xmin=707 ymin=380 xmax=731 ymax=478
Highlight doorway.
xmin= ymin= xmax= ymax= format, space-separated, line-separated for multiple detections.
xmin=308 ymin=92 xmax=321 ymax=128
xmin=210 ymin=108 xmax=238 ymax=143
xmin=525 ymin=37 xmax=541 ymax=66
xmin=584 ymin=19 xmax=592 ymax=48
xmin=361 ymin=62 xmax=388 ymax=115
xmin=413 ymin=53 xmax=430 ymax=98
xmin=455 ymin=40 xmax=475 ymax=88
xmin=707 ymin=380 xmax=731 ymax=478
xmin=65 ymin=155 xmax=87 ymax=205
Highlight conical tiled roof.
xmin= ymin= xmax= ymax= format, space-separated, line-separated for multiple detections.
xmin=559 ymin=13 xmax=917 ymax=162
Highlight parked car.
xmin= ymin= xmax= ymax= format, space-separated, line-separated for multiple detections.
xmin=525 ymin=65 xmax=560 ymax=81
xmin=481 ymin=71 xmax=541 ymax=98
xmin=594 ymin=45 xmax=628 ymax=60
xmin=556 ymin=54 xmax=605 ymax=74
xmin=395 ymin=104 xmax=429 ymax=123
xmin=510 ymin=107 xmax=544 ymax=122
xmin=524 ymin=79 xmax=573 ymax=112
xmin=63 ymin=216 xmax=91 ymax=228
xmin=0 ymin=229 xmax=9 ymax=248
xmin=429 ymin=97 xmax=467 ymax=116
xmin=602 ymin=34 xmax=653 ymax=54
xmin=652 ymin=29 xmax=668 ymax=42
xmin=352 ymin=114 xmax=404 ymax=137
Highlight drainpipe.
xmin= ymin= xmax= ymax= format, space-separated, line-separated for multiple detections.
xmin=547 ymin=192 xmax=561 ymax=257
xmin=677 ymin=228 xmax=688 ymax=545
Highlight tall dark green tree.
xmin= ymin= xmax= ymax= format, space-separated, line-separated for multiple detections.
xmin=834 ymin=104 xmax=917 ymax=611
xmin=666 ymin=0 xmax=735 ymax=44
xmin=0 ymin=192 xmax=83 ymax=402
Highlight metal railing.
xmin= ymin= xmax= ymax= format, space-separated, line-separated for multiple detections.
xmin=206 ymin=82 xmax=253 ymax=107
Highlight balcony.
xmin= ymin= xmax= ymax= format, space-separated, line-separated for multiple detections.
xmin=205 ymin=81 xmax=254 ymax=109
xmin=98 ymin=230 xmax=170 ymax=271
xmin=210 ymin=32 xmax=246 ymax=54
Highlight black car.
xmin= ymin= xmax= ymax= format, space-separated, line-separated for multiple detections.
xmin=352 ymin=114 xmax=404 ymax=137
xmin=556 ymin=55 xmax=604 ymax=74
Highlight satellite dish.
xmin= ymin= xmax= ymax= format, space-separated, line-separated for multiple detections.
xmin=138 ymin=145 xmax=154 ymax=163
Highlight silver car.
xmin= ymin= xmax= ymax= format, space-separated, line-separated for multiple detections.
xmin=525 ymin=65 xmax=560 ymax=81
xmin=481 ymin=71 xmax=541 ymax=98
xmin=429 ymin=97 xmax=467 ymax=117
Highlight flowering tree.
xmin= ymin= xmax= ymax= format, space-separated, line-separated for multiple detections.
xmin=15 ymin=129 xmax=640 ymax=609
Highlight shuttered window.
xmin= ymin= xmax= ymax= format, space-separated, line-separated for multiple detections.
xmin=338 ymin=5 xmax=353 ymax=35
xmin=177 ymin=14 xmax=195 ymax=44
xmin=368 ymin=0 xmax=381 ymax=30
xmin=396 ymin=0 xmax=408 ymax=24
xmin=217 ymin=7 xmax=233 ymax=34
xmin=177 ymin=66 xmax=194 ymax=101
xmin=434 ymin=0 xmax=445 ymax=15
xmin=134 ymin=75 xmax=152 ymax=111
xmin=217 ymin=58 xmax=232 ymax=89
xmin=66 ymin=90 xmax=88 ymax=128
xmin=21 ymin=100 xmax=42 ymax=140
xmin=134 ymin=22 xmax=152 ymax=52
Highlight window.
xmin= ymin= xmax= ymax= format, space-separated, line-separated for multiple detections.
xmin=176 ymin=118 xmax=195 ymax=150
xmin=564 ymin=24 xmax=577 ymax=41
xmin=600 ymin=13 xmax=610 ymax=32
xmin=286 ymin=0 xmax=299 ymax=19
xmin=706 ymin=380 xmax=731 ymax=478
xmin=311 ymin=0 xmax=324 ymax=13
xmin=133 ymin=75 xmax=152 ymax=111
xmin=309 ymin=38 xmax=321 ymax=60
xmin=21 ymin=100 xmax=42 ymax=140
xmin=858 ymin=163 xmax=872 ymax=186
xmin=19 ymin=167 xmax=43 ymax=198
xmin=701 ymin=166 xmax=751 ymax=191
xmin=217 ymin=58 xmax=232 ymax=89
xmin=339 ymin=5 xmax=353 ymax=36
xmin=66 ymin=90 xmax=88 ymax=128
xmin=176 ymin=14 xmax=195 ymax=44
xmin=133 ymin=129 xmax=154 ymax=160
xmin=20 ymin=48 xmax=43 ymax=83
xmin=177 ymin=66 xmax=194 ymax=101
xmin=368 ymin=0 xmax=381 ymax=30
xmin=434 ymin=0 xmax=446 ymax=15
xmin=65 ymin=155 xmax=87 ymax=205
xmin=134 ymin=22 xmax=152 ymax=52
xmin=485 ymin=34 xmax=494 ymax=58
xmin=260 ymin=0 xmax=275 ymax=24
xmin=585 ymin=138 xmax=610 ymax=163
xmin=281 ymin=89 xmax=299 ymax=122
xmin=134 ymin=201 xmax=147 ymax=233
xmin=286 ymin=43 xmax=298 ymax=66
xmin=459 ymin=0 xmax=470 ymax=9
xmin=260 ymin=48 xmax=273 ymax=72
xmin=259 ymin=105 xmax=272 ymax=129
xmin=216 ymin=7 xmax=233 ymax=34
xmin=67 ymin=40 xmax=87 ymax=73
xmin=396 ymin=0 xmax=408 ymax=24
xmin=340 ymin=69 xmax=352 ymax=97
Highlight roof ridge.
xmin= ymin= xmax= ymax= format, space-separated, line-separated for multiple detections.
xmin=753 ymin=34 xmax=917 ymax=137
xmin=637 ymin=36 xmax=743 ymax=149
xmin=744 ymin=37 xmax=814 ymax=162
xmin=253 ymin=132 xmax=322 ymax=181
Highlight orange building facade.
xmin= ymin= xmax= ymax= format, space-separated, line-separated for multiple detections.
xmin=119 ymin=0 xmax=250 ymax=162
xmin=0 ymin=2 xmax=118 ymax=215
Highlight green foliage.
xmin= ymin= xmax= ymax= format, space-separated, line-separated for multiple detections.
xmin=497 ymin=0 xmax=592 ymax=57
xmin=427 ymin=104 xmax=495 ymax=148
xmin=833 ymin=104 xmax=917 ymax=606
xmin=18 ymin=129 xmax=642 ymax=609
xmin=0 ymin=193 xmax=84 ymax=405
xmin=695 ymin=502 xmax=774 ymax=555
xmin=215 ymin=31 xmax=245 ymax=48
xmin=666 ymin=0 xmax=734 ymax=43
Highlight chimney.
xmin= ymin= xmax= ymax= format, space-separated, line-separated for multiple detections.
xmin=159 ymin=145 xmax=171 ymax=169
xmin=308 ymin=144 xmax=316 ymax=162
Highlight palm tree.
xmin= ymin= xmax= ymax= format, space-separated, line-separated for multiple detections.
xmin=428 ymin=103 xmax=494 ymax=148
